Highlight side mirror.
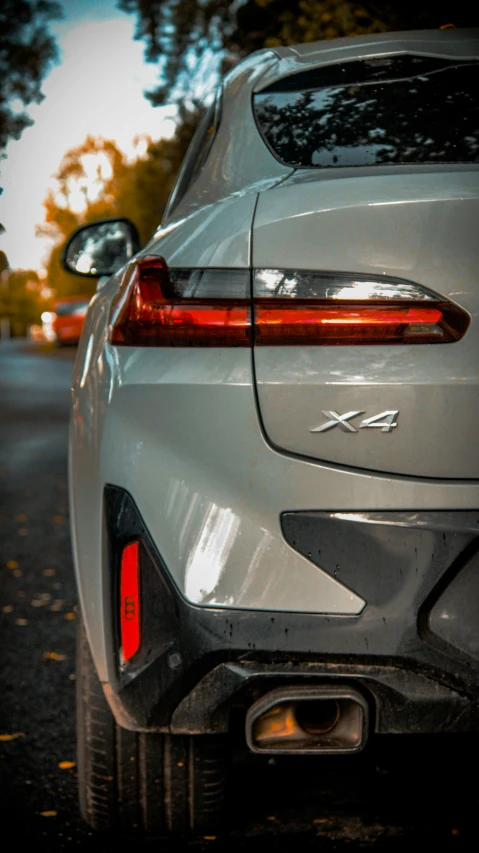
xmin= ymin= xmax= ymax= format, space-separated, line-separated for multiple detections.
xmin=62 ymin=218 xmax=141 ymax=278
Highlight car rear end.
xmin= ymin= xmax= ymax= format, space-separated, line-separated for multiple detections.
xmin=53 ymin=296 xmax=90 ymax=344
xmin=69 ymin=29 xmax=479 ymax=830
xmin=244 ymin=43 xmax=479 ymax=746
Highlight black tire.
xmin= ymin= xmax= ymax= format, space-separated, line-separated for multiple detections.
xmin=76 ymin=615 xmax=228 ymax=836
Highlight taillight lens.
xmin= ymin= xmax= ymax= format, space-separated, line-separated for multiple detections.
xmin=254 ymin=269 xmax=469 ymax=345
xmin=109 ymin=260 xmax=469 ymax=347
xmin=109 ymin=257 xmax=251 ymax=346
xmin=120 ymin=541 xmax=141 ymax=662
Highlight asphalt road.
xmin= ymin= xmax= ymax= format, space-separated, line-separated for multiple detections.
xmin=0 ymin=339 xmax=477 ymax=852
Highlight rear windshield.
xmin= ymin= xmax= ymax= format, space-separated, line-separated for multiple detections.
xmin=253 ymin=56 xmax=479 ymax=168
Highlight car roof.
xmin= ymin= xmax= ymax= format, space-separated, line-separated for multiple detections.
xmin=165 ymin=27 xmax=479 ymax=221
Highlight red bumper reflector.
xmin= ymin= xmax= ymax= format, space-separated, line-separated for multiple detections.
xmin=120 ymin=541 xmax=141 ymax=662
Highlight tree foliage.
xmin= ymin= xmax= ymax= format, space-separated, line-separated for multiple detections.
xmin=0 ymin=262 xmax=46 ymax=336
xmin=0 ymin=0 xmax=62 ymax=154
xmin=118 ymin=0 xmax=478 ymax=105
xmin=41 ymin=114 xmax=199 ymax=298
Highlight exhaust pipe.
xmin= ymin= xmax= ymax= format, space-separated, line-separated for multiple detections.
xmin=245 ymin=685 xmax=369 ymax=755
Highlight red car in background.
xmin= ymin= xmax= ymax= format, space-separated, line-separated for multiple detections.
xmin=52 ymin=295 xmax=90 ymax=345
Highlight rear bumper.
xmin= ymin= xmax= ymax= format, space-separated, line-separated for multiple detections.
xmin=101 ymin=486 xmax=479 ymax=736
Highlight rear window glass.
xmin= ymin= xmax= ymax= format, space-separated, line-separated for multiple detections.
xmin=253 ymin=56 xmax=479 ymax=168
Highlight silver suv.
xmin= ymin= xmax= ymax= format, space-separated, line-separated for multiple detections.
xmin=64 ymin=27 xmax=479 ymax=838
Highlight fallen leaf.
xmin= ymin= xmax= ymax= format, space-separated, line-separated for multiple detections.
xmin=15 ymin=618 xmax=28 ymax=626
xmin=16 ymin=514 xmax=27 ymax=522
xmin=313 ymin=818 xmax=331 ymax=825
xmin=16 ymin=590 xmax=26 ymax=597
xmin=43 ymin=652 xmax=67 ymax=661
xmin=2 ymin=605 xmax=13 ymax=613
xmin=18 ymin=528 xmax=28 ymax=536
xmin=43 ymin=569 xmax=55 ymax=577
xmin=266 ymin=816 xmax=277 ymax=822
xmin=31 ymin=593 xmax=52 ymax=607
xmin=50 ymin=600 xmax=65 ymax=611
xmin=40 ymin=811 xmax=57 ymax=818
xmin=64 ymin=612 xmax=76 ymax=621
xmin=58 ymin=760 xmax=76 ymax=769
xmin=13 ymin=569 xmax=22 ymax=578
xmin=451 ymin=829 xmax=460 ymax=836
xmin=68 ymin=674 xmax=76 ymax=681
xmin=6 ymin=561 xmax=19 ymax=569
xmin=0 ymin=732 xmax=24 ymax=742
xmin=53 ymin=516 xmax=64 ymax=524
xmin=203 ymin=837 xmax=217 ymax=841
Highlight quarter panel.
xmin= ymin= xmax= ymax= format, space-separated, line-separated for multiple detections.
xmin=99 ymin=348 xmax=365 ymax=616
xmin=145 ymin=192 xmax=258 ymax=267
xmin=167 ymin=51 xmax=290 ymax=219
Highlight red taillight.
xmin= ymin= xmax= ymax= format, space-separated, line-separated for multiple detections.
xmin=109 ymin=257 xmax=251 ymax=346
xmin=254 ymin=302 xmax=459 ymax=344
xmin=253 ymin=270 xmax=470 ymax=345
xmin=109 ymin=261 xmax=469 ymax=347
xmin=120 ymin=541 xmax=140 ymax=662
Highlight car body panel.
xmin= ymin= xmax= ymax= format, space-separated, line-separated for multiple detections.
xmin=68 ymin=29 xmax=479 ymax=724
xmin=252 ymin=170 xmax=479 ymax=477
xmin=146 ymin=192 xmax=258 ymax=268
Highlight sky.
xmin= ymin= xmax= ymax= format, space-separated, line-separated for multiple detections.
xmin=0 ymin=0 xmax=177 ymax=272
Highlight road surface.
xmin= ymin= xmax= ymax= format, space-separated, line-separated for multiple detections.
xmin=0 ymin=339 xmax=476 ymax=851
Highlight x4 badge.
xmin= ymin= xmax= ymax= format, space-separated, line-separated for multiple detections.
xmin=310 ymin=410 xmax=399 ymax=433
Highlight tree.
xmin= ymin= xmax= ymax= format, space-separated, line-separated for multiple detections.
xmin=39 ymin=136 xmax=128 ymax=299
xmin=0 ymin=1 xmax=63 ymax=155
xmin=118 ymin=0 xmax=479 ymax=106
xmin=40 ymin=115 xmax=199 ymax=298
xmin=0 ymin=262 xmax=46 ymax=336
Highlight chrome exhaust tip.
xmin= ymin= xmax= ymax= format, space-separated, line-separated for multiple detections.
xmin=245 ymin=685 xmax=369 ymax=755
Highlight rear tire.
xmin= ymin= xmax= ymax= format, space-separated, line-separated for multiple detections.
xmin=76 ymin=615 xmax=228 ymax=836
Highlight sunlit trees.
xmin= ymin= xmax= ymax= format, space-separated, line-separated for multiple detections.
xmin=40 ymin=115 xmax=199 ymax=299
